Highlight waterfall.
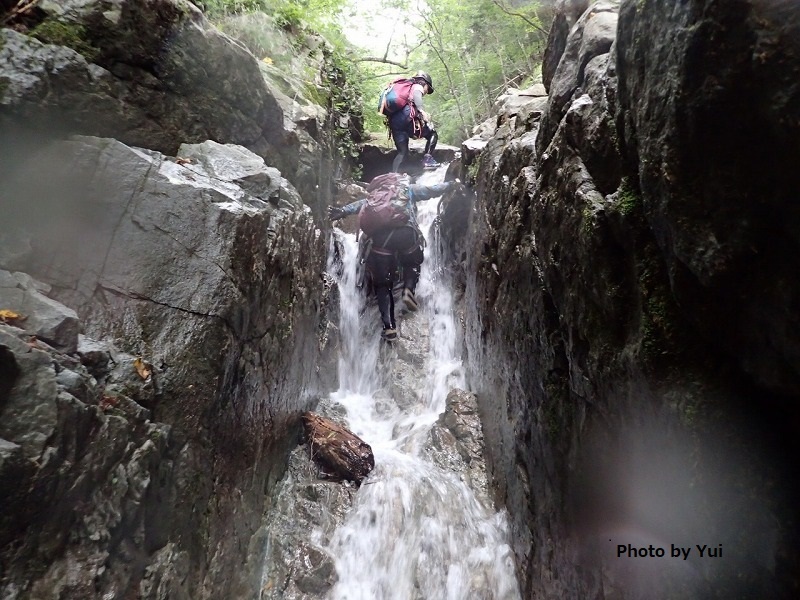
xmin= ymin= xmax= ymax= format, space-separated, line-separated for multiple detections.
xmin=325 ymin=166 xmax=521 ymax=600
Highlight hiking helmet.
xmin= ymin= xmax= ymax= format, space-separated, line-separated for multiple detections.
xmin=414 ymin=71 xmax=434 ymax=94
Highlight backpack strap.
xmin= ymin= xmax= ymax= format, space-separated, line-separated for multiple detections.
xmin=358 ymin=233 xmax=373 ymax=262
xmin=373 ymin=229 xmax=396 ymax=252
xmin=404 ymin=79 xmax=416 ymax=106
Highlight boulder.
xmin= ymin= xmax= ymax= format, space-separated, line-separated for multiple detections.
xmin=0 ymin=270 xmax=80 ymax=353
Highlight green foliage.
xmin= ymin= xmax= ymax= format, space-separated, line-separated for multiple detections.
xmin=195 ymin=0 xmax=347 ymax=29
xmin=616 ymin=176 xmax=641 ymax=216
xmin=214 ymin=10 xmax=322 ymax=79
xmin=193 ymin=0 xmax=270 ymax=19
xmin=466 ymin=158 xmax=480 ymax=185
xmin=275 ymin=3 xmax=304 ymax=30
xmin=358 ymin=74 xmax=395 ymax=136
xmin=319 ymin=46 xmax=365 ymax=178
xmin=386 ymin=0 xmax=549 ymax=144
xmin=193 ymin=0 xmax=274 ymax=18
xmin=31 ymin=19 xmax=99 ymax=61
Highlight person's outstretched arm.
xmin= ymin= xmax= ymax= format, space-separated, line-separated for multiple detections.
xmin=408 ymin=180 xmax=458 ymax=202
xmin=328 ymin=198 xmax=365 ymax=221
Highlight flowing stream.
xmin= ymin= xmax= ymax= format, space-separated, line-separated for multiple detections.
xmin=323 ymin=166 xmax=521 ymax=600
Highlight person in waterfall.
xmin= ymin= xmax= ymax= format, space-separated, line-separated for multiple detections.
xmin=328 ymin=173 xmax=460 ymax=342
xmin=389 ymin=71 xmax=440 ymax=172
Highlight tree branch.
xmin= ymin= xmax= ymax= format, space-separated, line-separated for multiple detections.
xmin=354 ymin=57 xmax=409 ymax=70
xmin=491 ymin=0 xmax=549 ymax=35
xmin=2 ymin=0 xmax=39 ymax=25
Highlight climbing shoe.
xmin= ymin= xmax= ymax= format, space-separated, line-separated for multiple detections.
xmin=402 ymin=288 xmax=419 ymax=312
xmin=422 ymin=153 xmax=440 ymax=168
xmin=381 ymin=327 xmax=398 ymax=342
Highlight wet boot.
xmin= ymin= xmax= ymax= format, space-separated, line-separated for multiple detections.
xmin=402 ymin=266 xmax=420 ymax=312
xmin=422 ymin=153 xmax=440 ymax=168
xmin=402 ymin=288 xmax=419 ymax=312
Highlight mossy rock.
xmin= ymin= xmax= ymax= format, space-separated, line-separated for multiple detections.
xmin=615 ymin=176 xmax=640 ymax=216
xmin=31 ymin=19 xmax=99 ymax=62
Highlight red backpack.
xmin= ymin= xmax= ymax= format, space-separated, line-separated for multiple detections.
xmin=358 ymin=173 xmax=411 ymax=236
xmin=377 ymin=78 xmax=416 ymax=116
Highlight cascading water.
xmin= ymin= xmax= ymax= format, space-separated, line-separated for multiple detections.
xmin=324 ymin=166 xmax=520 ymax=600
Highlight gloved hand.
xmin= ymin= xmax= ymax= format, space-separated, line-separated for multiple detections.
xmin=328 ymin=206 xmax=346 ymax=221
xmin=451 ymin=178 xmax=468 ymax=193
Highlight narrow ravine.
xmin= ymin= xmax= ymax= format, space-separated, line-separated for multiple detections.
xmin=259 ymin=166 xmax=519 ymax=600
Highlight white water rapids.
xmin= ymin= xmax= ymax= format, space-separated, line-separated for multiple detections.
xmin=323 ymin=167 xmax=521 ymax=600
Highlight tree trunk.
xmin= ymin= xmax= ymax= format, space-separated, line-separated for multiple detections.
xmin=302 ymin=412 xmax=375 ymax=485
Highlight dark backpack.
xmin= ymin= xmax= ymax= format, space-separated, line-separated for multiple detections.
xmin=358 ymin=173 xmax=410 ymax=236
xmin=377 ymin=78 xmax=416 ymax=116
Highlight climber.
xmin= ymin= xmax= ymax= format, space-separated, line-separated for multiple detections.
xmin=328 ymin=173 xmax=461 ymax=342
xmin=388 ymin=71 xmax=440 ymax=172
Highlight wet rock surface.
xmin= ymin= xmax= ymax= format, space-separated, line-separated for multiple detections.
xmin=615 ymin=0 xmax=800 ymax=396
xmin=454 ymin=0 xmax=800 ymax=597
xmin=0 ymin=136 xmax=333 ymax=599
xmin=258 ymin=444 xmax=356 ymax=600
xmin=423 ymin=388 xmax=490 ymax=504
xmin=3 ymin=0 xmax=798 ymax=598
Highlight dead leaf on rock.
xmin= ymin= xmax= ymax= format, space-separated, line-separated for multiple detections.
xmin=176 ymin=157 xmax=193 ymax=165
xmin=0 ymin=309 xmax=27 ymax=326
xmin=134 ymin=357 xmax=152 ymax=380
xmin=99 ymin=395 xmax=119 ymax=411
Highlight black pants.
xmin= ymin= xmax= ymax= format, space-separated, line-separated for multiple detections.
xmin=366 ymin=226 xmax=424 ymax=329
xmin=391 ymin=123 xmax=438 ymax=172
xmin=422 ymin=125 xmax=438 ymax=155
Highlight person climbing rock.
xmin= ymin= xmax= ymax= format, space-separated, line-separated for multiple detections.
xmin=328 ymin=173 xmax=461 ymax=342
xmin=385 ymin=71 xmax=440 ymax=172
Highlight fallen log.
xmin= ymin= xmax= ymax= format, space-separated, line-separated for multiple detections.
xmin=302 ymin=412 xmax=374 ymax=485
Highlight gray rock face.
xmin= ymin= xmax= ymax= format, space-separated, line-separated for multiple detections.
xmin=616 ymin=0 xmax=800 ymax=395
xmin=455 ymin=0 xmax=799 ymax=597
xmin=423 ymin=388 xmax=490 ymax=503
xmin=0 ymin=10 xmax=282 ymax=155
xmin=538 ymin=0 xmax=619 ymax=162
xmin=0 ymin=271 xmax=80 ymax=353
xmin=0 ymin=136 xmax=332 ymax=599
xmin=0 ymin=0 xmax=333 ymax=204
xmin=542 ymin=0 xmax=591 ymax=90
xmin=358 ymin=141 xmax=460 ymax=182
xmin=258 ymin=445 xmax=355 ymax=600
xmin=0 ymin=318 xmax=175 ymax=600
